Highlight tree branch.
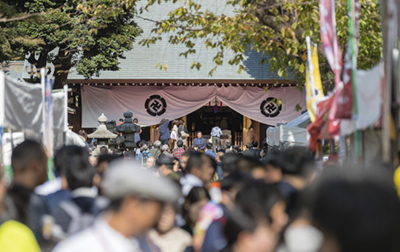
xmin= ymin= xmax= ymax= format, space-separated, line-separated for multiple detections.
xmin=0 ymin=12 xmax=41 ymax=23
xmin=137 ymin=16 xmax=203 ymax=31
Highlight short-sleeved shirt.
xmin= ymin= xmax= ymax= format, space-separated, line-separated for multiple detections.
xmin=52 ymin=217 xmax=142 ymax=252
xmin=210 ymin=127 xmax=223 ymax=137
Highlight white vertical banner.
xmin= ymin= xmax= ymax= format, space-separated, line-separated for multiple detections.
xmin=0 ymin=71 xmax=5 ymax=165
xmin=42 ymin=69 xmax=54 ymax=156
xmin=41 ymin=68 xmax=54 ymax=180
xmin=64 ymin=85 xmax=69 ymax=132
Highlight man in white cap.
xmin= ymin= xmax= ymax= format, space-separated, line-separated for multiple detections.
xmin=52 ymin=160 xmax=180 ymax=252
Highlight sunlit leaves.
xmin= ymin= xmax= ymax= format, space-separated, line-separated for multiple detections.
xmin=140 ymin=0 xmax=381 ymax=89
xmin=4 ymin=0 xmax=142 ymax=85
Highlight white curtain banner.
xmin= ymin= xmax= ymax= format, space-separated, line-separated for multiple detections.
xmin=52 ymin=92 xmax=66 ymax=132
xmin=4 ymin=76 xmax=43 ymax=132
xmin=82 ymin=85 xmax=306 ymax=127
xmin=3 ymin=75 xmax=66 ymax=132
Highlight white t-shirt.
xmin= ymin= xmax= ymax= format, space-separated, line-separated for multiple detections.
xmin=52 ymin=216 xmax=142 ymax=252
xmin=180 ymin=174 xmax=203 ymax=196
xmin=148 ymin=228 xmax=192 ymax=252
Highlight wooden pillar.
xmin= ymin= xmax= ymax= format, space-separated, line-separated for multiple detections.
xmin=69 ymin=85 xmax=82 ymax=133
xmin=155 ymin=127 xmax=160 ymax=141
xmin=150 ymin=125 xmax=156 ymax=144
xmin=242 ymin=116 xmax=253 ymax=149
xmin=252 ymin=120 xmax=260 ymax=150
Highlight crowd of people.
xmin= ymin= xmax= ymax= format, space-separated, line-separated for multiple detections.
xmin=1 ymin=132 xmax=400 ymax=252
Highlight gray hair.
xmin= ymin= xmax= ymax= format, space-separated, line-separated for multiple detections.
xmin=153 ymin=140 xmax=162 ymax=148
xmin=161 ymin=145 xmax=169 ymax=151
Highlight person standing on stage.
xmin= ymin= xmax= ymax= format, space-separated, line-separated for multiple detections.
xmin=210 ymin=123 xmax=223 ymax=152
xmin=178 ymin=119 xmax=189 ymax=147
xmin=159 ymin=119 xmax=170 ymax=146
xmin=133 ymin=118 xmax=142 ymax=143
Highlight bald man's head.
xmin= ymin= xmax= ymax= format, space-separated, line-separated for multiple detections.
xmin=146 ymin=156 xmax=156 ymax=169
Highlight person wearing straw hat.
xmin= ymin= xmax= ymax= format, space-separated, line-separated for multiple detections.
xmin=52 ymin=160 xmax=180 ymax=252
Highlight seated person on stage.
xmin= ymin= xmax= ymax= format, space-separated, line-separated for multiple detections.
xmin=192 ymin=131 xmax=207 ymax=151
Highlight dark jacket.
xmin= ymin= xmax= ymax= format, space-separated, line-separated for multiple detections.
xmin=193 ymin=138 xmax=207 ymax=150
xmin=44 ymin=189 xmax=71 ymax=211
xmin=159 ymin=119 xmax=170 ymax=140
xmin=178 ymin=125 xmax=189 ymax=138
xmin=8 ymin=184 xmax=50 ymax=243
xmin=250 ymin=148 xmax=261 ymax=159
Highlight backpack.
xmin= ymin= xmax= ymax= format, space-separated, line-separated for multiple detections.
xmin=57 ymin=200 xmax=96 ymax=235
xmin=141 ymin=152 xmax=150 ymax=166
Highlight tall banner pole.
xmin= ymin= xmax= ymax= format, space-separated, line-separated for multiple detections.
xmin=320 ymin=0 xmax=343 ymax=140
xmin=41 ymin=68 xmax=54 ymax=180
xmin=331 ymin=0 xmax=341 ymax=86
xmin=382 ymin=0 xmax=396 ymax=163
xmin=306 ymin=37 xmax=317 ymax=105
xmin=63 ymin=84 xmax=68 ymax=145
xmin=347 ymin=0 xmax=361 ymax=161
xmin=0 ymin=71 xmax=4 ymax=171
xmin=319 ymin=0 xmax=343 ymax=87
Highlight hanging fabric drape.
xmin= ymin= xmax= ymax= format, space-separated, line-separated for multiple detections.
xmin=82 ymin=85 xmax=306 ymax=127
xmin=1 ymin=75 xmax=66 ymax=132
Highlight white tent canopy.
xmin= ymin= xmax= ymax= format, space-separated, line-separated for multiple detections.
xmin=267 ymin=112 xmax=310 ymax=148
xmin=286 ymin=111 xmax=310 ymax=128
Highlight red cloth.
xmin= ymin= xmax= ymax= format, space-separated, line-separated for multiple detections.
xmin=307 ymin=96 xmax=336 ymax=152
xmin=116 ymin=122 xmax=123 ymax=136
xmin=173 ymin=148 xmax=185 ymax=160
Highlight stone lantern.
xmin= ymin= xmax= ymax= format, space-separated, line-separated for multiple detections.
xmin=116 ymin=110 xmax=140 ymax=150
xmin=88 ymin=113 xmax=118 ymax=156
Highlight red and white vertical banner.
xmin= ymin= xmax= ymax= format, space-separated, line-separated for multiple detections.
xmin=320 ymin=0 xmax=343 ymax=138
xmin=331 ymin=0 xmax=360 ymax=120
xmin=319 ymin=0 xmax=343 ymax=86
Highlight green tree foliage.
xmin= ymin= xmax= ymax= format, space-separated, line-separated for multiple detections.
xmin=0 ymin=1 xmax=44 ymax=62
xmin=140 ymin=0 xmax=382 ymax=89
xmin=3 ymin=0 xmax=141 ymax=88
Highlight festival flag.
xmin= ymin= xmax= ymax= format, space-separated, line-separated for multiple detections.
xmin=331 ymin=0 xmax=360 ymax=120
xmin=307 ymin=95 xmax=334 ymax=151
xmin=305 ymin=37 xmax=325 ymax=122
xmin=319 ymin=0 xmax=343 ymax=86
xmin=41 ymin=68 xmax=54 ymax=181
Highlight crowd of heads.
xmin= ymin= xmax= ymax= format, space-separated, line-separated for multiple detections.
xmin=1 ymin=136 xmax=400 ymax=252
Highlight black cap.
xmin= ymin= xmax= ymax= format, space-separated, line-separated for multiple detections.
xmin=157 ymin=155 xmax=175 ymax=166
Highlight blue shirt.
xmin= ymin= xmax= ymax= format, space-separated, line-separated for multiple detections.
xmin=136 ymin=151 xmax=153 ymax=163
xmin=202 ymin=211 xmax=228 ymax=252
xmin=210 ymin=127 xmax=223 ymax=137
xmin=159 ymin=119 xmax=170 ymax=140
xmin=193 ymin=138 xmax=207 ymax=150
xmin=205 ymin=150 xmax=216 ymax=159
xmin=44 ymin=189 xmax=71 ymax=211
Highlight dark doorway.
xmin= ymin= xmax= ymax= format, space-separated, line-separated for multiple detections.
xmin=186 ymin=106 xmax=243 ymax=138
xmin=140 ymin=126 xmax=151 ymax=141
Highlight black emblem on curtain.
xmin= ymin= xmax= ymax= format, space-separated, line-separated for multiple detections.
xmin=260 ymin=97 xmax=282 ymax=117
xmin=145 ymin=95 xmax=167 ymax=116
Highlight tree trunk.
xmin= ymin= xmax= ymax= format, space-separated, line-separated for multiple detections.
xmin=53 ymin=46 xmax=72 ymax=89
